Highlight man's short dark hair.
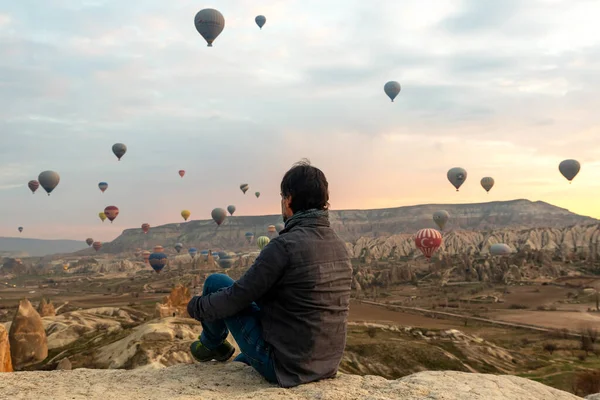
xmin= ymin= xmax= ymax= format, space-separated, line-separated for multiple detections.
xmin=280 ymin=159 xmax=329 ymax=213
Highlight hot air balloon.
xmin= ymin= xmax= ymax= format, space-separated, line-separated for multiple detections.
xmin=38 ymin=170 xmax=60 ymax=195
xmin=194 ymin=9 xmax=225 ymax=47
xmin=245 ymin=232 xmax=254 ymax=243
xmin=189 ymin=248 xmax=198 ymax=259
xmin=181 ymin=210 xmax=191 ymax=221
xmin=134 ymin=248 xmax=142 ymax=258
xmin=17 ymin=226 xmax=23 ymax=233
xmin=489 ymin=243 xmax=512 ymax=256
xmin=174 ymin=243 xmax=183 ymax=253
xmin=257 ymin=236 xmax=270 ymax=250
xmin=141 ymin=223 xmax=150 ymax=234
xmin=153 ymin=245 xmax=164 ymax=253
xmin=142 ymin=250 xmax=151 ymax=264
xmin=255 ymin=192 xmax=260 ymax=198
xmin=149 ymin=252 xmax=168 ymax=273
xmin=211 ymin=208 xmax=226 ymax=226
xmin=92 ymin=241 xmax=102 ymax=252
xmin=480 ymin=177 xmax=494 ymax=193
xmin=433 ymin=210 xmax=449 ymax=231
xmin=98 ymin=182 xmax=108 ymax=193
xmin=227 ymin=205 xmax=236 ymax=216
xmin=178 ymin=170 xmax=185 ymax=178
xmin=255 ymin=15 xmax=266 ymax=29
xmin=447 ymin=167 xmax=467 ymax=191
xmin=267 ymin=225 xmax=276 ymax=234
xmin=104 ymin=206 xmax=119 ymax=223
xmin=86 ymin=238 xmax=94 ymax=246
xmin=240 ymin=184 xmax=249 ymax=194
xmin=414 ymin=228 xmax=443 ymax=260
xmin=99 ymin=212 xmax=107 ymax=223
xmin=28 ymin=180 xmax=39 ymax=194
xmin=112 ymin=143 xmax=127 ymax=161
xmin=275 ymin=223 xmax=285 ymax=234
xmin=63 ymin=263 xmax=69 ymax=271
xmin=218 ymin=252 xmax=235 ymax=269
xmin=384 ymin=81 xmax=401 ymax=102
xmin=559 ymin=159 xmax=580 ymax=183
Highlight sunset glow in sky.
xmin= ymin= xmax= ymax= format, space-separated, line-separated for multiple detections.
xmin=1 ymin=0 xmax=599 ymax=241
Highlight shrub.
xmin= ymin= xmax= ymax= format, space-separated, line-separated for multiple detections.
xmin=366 ymin=327 xmax=377 ymax=338
xmin=572 ymin=370 xmax=600 ymax=396
xmin=508 ymin=304 xmax=528 ymax=310
xmin=543 ymin=343 xmax=557 ymax=355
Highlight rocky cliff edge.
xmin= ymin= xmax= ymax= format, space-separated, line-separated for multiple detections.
xmin=0 ymin=362 xmax=583 ymax=400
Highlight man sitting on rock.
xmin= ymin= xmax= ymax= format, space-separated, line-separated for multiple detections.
xmin=187 ymin=159 xmax=352 ymax=388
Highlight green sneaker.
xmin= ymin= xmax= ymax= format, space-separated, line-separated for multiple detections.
xmin=190 ymin=339 xmax=235 ymax=362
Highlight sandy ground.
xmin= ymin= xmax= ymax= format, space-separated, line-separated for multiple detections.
xmin=488 ymin=310 xmax=600 ymax=330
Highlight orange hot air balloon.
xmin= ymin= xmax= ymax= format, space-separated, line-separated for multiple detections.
xmin=267 ymin=225 xmax=276 ymax=233
xmin=142 ymin=250 xmax=151 ymax=264
xmin=178 ymin=170 xmax=185 ymax=178
xmin=92 ymin=241 xmax=102 ymax=251
xmin=104 ymin=206 xmax=119 ymax=223
xmin=141 ymin=223 xmax=150 ymax=234
xmin=414 ymin=228 xmax=443 ymax=260
xmin=153 ymin=245 xmax=164 ymax=253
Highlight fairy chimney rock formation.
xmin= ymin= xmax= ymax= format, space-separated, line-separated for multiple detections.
xmin=155 ymin=284 xmax=192 ymax=318
xmin=8 ymin=299 xmax=48 ymax=370
xmin=37 ymin=298 xmax=56 ymax=317
xmin=0 ymin=324 xmax=13 ymax=372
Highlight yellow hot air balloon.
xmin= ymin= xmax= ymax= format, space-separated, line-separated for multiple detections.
xmin=63 ymin=263 xmax=69 ymax=271
xmin=181 ymin=209 xmax=191 ymax=221
xmin=99 ymin=212 xmax=107 ymax=222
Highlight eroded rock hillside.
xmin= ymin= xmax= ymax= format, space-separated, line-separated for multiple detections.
xmin=87 ymin=199 xmax=597 ymax=254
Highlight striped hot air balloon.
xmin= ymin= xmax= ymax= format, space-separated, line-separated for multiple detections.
xmin=257 ymin=236 xmax=270 ymax=250
xmin=414 ymin=228 xmax=442 ymax=260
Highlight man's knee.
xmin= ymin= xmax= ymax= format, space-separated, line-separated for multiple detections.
xmin=203 ymin=273 xmax=234 ymax=295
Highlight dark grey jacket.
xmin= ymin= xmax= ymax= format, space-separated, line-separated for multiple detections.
xmin=187 ymin=214 xmax=352 ymax=387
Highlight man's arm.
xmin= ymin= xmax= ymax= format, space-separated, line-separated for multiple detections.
xmin=187 ymin=239 xmax=288 ymax=321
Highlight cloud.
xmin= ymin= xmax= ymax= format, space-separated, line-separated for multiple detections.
xmin=0 ymin=0 xmax=599 ymax=241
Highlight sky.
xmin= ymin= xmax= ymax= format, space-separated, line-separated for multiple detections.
xmin=0 ymin=0 xmax=599 ymax=242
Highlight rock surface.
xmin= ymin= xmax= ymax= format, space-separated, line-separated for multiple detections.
xmin=56 ymin=357 xmax=72 ymax=370
xmin=8 ymin=299 xmax=48 ymax=370
xmin=0 ymin=364 xmax=582 ymax=399
xmin=0 ymin=324 xmax=12 ymax=372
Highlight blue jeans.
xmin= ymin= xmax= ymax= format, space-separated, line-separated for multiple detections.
xmin=199 ymin=273 xmax=278 ymax=384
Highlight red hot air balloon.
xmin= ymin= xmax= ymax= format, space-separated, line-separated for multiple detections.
xmin=414 ymin=228 xmax=443 ymax=260
xmin=92 ymin=241 xmax=102 ymax=251
xmin=28 ymin=180 xmax=39 ymax=194
xmin=178 ymin=170 xmax=185 ymax=178
xmin=104 ymin=206 xmax=119 ymax=223
xmin=141 ymin=223 xmax=150 ymax=234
